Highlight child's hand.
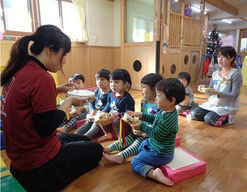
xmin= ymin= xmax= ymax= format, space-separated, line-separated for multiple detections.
xmin=131 ymin=119 xmax=141 ymax=130
xmin=90 ymin=110 xmax=97 ymax=116
xmin=126 ymin=111 xmax=142 ymax=118
xmin=57 ymin=82 xmax=79 ymax=94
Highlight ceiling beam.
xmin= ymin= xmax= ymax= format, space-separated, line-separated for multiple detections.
xmin=205 ymin=0 xmax=238 ymax=16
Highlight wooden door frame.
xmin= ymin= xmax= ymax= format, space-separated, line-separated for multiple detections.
xmin=238 ymin=28 xmax=247 ymax=53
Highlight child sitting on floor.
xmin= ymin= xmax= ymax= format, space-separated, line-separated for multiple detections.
xmin=103 ymin=73 xmax=163 ymax=164
xmin=128 ymin=78 xmax=185 ymax=186
xmin=57 ymin=73 xmax=88 ymax=132
xmin=176 ymin=72 xmax=198 ymax=116
xmin=75 ymin=69 xmax=111 ymax=138
xmin=97 ymin=68 xmax=135 ymax=141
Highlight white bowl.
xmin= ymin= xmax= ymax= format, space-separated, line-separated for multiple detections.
xmin=67 ymin=90 xmax=95 ymax=98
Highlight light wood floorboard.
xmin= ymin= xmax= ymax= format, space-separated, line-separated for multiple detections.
xmin=1 ymin=83 xmax=247 ymax=192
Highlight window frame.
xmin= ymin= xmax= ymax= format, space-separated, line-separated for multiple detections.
xmin=0 ymin=0 xmax=74 ymax=40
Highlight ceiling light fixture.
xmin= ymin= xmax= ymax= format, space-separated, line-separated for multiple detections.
xmin=191 ymin=6 xmax=201 ymax=12
xmin=222 ymin=19 xmax=232 ymax=24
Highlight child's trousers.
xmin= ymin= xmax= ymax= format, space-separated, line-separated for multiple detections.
xmin=131 ymin=139 xmax=173 ymax=178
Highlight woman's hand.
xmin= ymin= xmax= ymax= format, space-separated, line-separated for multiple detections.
xmin=210 ymin=89 xmax=220 ymax=95
xmin=59 ymin=96 xmax=87 ymax=113
xmin=198 ymin=84 xmax=206 ymax=92
xmin=126 ymin=111 xmax=142 ymax=118
xmin=56 ymin=82 xmax=79 ymax=94
xmin=69 ymin=96 xmax=88 ymax=107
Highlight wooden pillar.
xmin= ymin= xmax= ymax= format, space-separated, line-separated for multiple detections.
xmin=120 ymin=0 xmax=125 ymax=67
xmin=200 ymin=0 xmax=206 ymax=54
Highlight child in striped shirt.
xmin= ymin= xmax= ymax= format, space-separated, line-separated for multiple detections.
xmin=128 ymin=78 xmax=185 ymax=186
xmin=103 ymin=73 xmax=162 ymax=164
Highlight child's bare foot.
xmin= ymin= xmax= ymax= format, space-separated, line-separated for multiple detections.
xmin=148 ymin=168 xmax=174 ymax=186
xmin=57 ymin=126 xmax=67 ymax=133
xmin=103 ymin=146 xmax=111 ymax=154
xmin=103 ymin=153 xmax=124 ymax=164
xmin=97 ymin=133 xmax=112 ymax=142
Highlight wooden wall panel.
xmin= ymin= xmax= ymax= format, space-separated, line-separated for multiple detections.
xmin=192 ymin=19 xmax=201 ymax=46
xmin=181 ymin=50 xmax=191 ymax=74
xmin=0 ymin=41 xmax=15 ymax=67
xmin=114 ymin=47 xmax=121 ymax=69
xmin=160 ymin=52 xmax=181 ymax=79
xmin=191 ymin=51 xmax=200 ymax=82
xmin=89 ymin=46 xmax=115 ymax=86
xmin=183 ymin=17 xmax=192 ymax=45
xmin=0 ymin=41 xmax=116 ymax=87
xmin=122 ymin=44 xmax=155 ymax=90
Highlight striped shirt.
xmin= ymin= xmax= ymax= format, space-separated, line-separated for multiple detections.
xmin=140 ymin=110 xmax=178 ymax=155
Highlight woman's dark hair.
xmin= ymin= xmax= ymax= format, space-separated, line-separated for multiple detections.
xmin=1 ymin=25 xmax=71 ymax=86
xmin=141 ymin=73 xmax=163 ymax=90
xmin=177 ymin=72 xmax=191 ymax=85
xmin=156 ymin=78 xmax=185 ymax=105
xmin=110 ymin=69 xmax=132 ymax=91
xmin=69 ymin=74 xmax=85 ymax=83
xmin=217 ymin=46 xmax=236 ymax=67
xmin=95 ymin=69 xmax=110 ymax=81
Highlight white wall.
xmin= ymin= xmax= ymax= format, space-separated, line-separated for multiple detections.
xmin=113 ymin=0 xmax=121 ymax=46
xmin=86 ymin=0 xmax=120 ymax=47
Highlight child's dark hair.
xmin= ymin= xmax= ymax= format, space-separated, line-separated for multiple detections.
xmin=156 ymin=78 xmax=185 ymax=105
xmin=1 ymin=25 xmax=71 ymax=86
xmin=141 ymin=73 xmax=163 ymax=90
xmin=178 ymin=72 xmax=191 ymax=85
xmin=69 ymin=74 xmax=85 ymax=83
xmin=95 ymin=69 xmax=110 ymax=81
xmin=110 ymin=69 xmax=132 ymax=91
xmin=217 ymin=46 xmax=236 ymax=67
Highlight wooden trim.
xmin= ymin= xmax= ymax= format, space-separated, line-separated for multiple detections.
xmin=238 ymin=28 xmax=247 ymax=53
xmin=205 ymin=0 xmax=238 ymax=16
xmin=124 ymin=42 xmax=153 ymax=47
xmin=120 ymin=0 xmax=125 ymax=67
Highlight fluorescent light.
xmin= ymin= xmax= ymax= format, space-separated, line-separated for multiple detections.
xmin=222 ymin=19 xmax=232 ymax=24
xmin=191 ymin=6 xmax=207 ymax=14
xmin=191 ymin=6 xmax=201 ymax=13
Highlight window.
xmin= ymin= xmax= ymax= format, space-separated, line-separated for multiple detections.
xmin=39 ymin=0 xmax=61 ymax=28
xmin=125 ymin=0 xmax=154 ymax=43
xmin=0 ymin=0 xmax=86 ymax=42
xmin=1 ymin=0 xmax=33 ymax=36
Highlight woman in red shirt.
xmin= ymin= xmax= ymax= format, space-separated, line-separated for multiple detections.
xmin=1 ymin=25 xmax=103 ymax=191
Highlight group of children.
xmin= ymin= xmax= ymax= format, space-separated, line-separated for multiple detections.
xmin=58 ymin=46 xmax=242 ymax=186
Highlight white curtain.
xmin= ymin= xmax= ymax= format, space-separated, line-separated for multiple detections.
xmin=72 ymin=0 xmax=88 ymax=42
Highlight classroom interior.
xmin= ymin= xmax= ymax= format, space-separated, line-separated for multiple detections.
xmin=1 ymin=0 xmax=247 ymax=191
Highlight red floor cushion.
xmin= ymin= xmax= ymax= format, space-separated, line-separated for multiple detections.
xmin=175 ymin=135 xmax=180 ymax=147
xmin=160 ymin=147 xmax=207 ymax=184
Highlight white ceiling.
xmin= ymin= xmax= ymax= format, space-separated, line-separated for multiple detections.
xmin=189 ymin=0 xmax=247 ymax=27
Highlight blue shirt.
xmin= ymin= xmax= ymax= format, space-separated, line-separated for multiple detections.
xmin=89 ymin=89 xmax=112 ymax=111
xmin=141 ymin=99 xmax=159 ymax=114
xmin=103 ymin=92 xmax=135 ymax=114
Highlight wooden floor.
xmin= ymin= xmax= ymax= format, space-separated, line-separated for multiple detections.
xmin=1 ymin=82 xmax=247 ymax=192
